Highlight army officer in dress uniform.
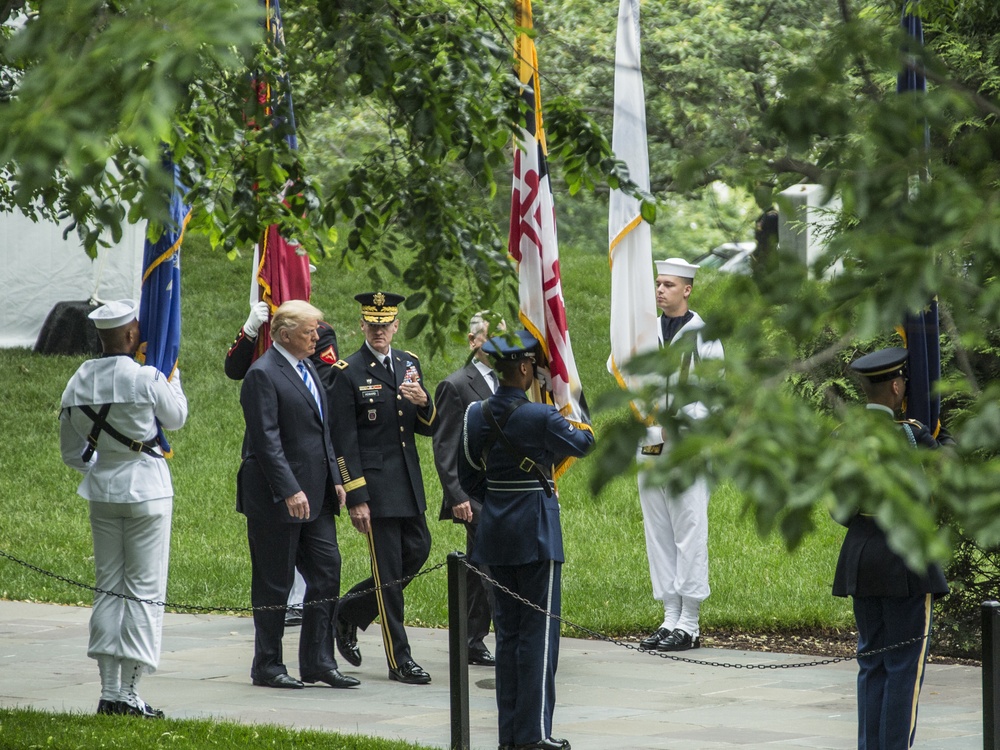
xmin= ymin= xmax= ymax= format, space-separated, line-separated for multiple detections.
xmin=833 ymin=347 xmax=951 ymax=750
xmin=459 ymin=330 xmax=594 ymax=750
xmin=331 ymin=292 xmax=438 ymax=685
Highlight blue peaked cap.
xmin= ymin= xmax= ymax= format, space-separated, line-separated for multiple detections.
xmin=482 ymin=329 xmax=539 ymax=361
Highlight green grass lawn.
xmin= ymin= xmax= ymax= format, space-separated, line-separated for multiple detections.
xmin=0 ymin=234 xmax=853 ymax=635
xmin=0 ymin=708 xmax=436 ymax=750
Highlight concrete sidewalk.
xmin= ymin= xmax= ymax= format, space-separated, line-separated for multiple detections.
xmin=0 ymin=600 xmax=982 ymax=749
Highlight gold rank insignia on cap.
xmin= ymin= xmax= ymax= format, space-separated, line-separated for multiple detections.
xmin=355 ymin=291 xmax=405 ymax=324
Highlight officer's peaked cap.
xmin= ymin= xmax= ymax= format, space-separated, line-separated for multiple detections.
xmin=355 ymin=291 xmax=405 ymax=324
xmin=850 ymin=347 xmax=908 ymax=383
xmin=482 ymin=329 xmax=539 ymax=361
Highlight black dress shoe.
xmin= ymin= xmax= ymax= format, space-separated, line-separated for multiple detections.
xmin=252 ymin=672 xmax=305 ymax=689
xmin=302 ymin=668 xmax=360 ymax=689
xmin=335 ymin=616 xmax=362 ymax=667
xmin=284 ymin=607 xmax=303 ymax=627
xmin=388 ymin=659 xmax=431 ymax=685
xmin=639 ymin=626 xmax=671 ymax=650
xmin=468 ymin=648 xmax=496 ymax=666
xmin=514 ymin=738 xmax=571 ymax=750
xmin=656 ymin=628 xmax=700 ymax=652
xmin=96 ymin=699 xmax=121 ymax=715
xmin=118 ymin=698 xmax=165 ymax=719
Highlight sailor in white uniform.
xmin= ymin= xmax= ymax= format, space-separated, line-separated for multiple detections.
xmin=59 ymin=299 xmax=188 ymax=718
xmin=637 ymin=258 xmax=723 ymax=652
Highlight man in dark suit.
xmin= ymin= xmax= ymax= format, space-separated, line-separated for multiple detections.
xmin=225 ymin=300 xmax=341 ymax=628
xmin=432 ymin=311 xmax=504 ymax=667
xmin=331 ymin=292 xmax=437 ymax=685
xmin=459 ymin=330 xmax=594 ymax=750
xmin=833 ymin=347 xmax=951 ymax=750
xmin=237 ymin=300 xmax=358 ymax=690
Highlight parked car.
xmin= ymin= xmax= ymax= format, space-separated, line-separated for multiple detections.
xmin=693 ymin=242 xmax=755 ymax=274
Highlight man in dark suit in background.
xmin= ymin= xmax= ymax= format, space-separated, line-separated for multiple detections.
xmin=331 ymin=292 xmax=438 ymax=685
xmin=432 ymin=311 xmax=505 ymax=667
xmin=237 ymin=300 xmax=358 ymax=690
xmin=833 ymin=347 xmax=951 ymax=750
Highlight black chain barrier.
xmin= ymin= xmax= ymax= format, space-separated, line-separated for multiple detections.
xmin=0 ymin=547 xmax=927 ymax=669
xmin=0 ymin=547 xmax=447 ymax=615
xmin=456 ymin=558 xmax=930 ymax=670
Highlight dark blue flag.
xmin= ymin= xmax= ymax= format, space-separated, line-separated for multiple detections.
xmin=138 ymin=157 xmax=191 ymax=456
xmin=897 ymin=2 xmax=940 ymax=435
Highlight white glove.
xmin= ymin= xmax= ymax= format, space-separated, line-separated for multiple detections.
xmin=243 ymin=301 xmax=270 ymax=339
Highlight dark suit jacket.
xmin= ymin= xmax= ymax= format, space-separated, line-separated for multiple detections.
xmin=237 ymin=346 xmax=340 ymax=523
xmin=329 ymin=344 xmax=436 ymax=518
xmin=225 ymin=321 xmax=340 ymax=393
xmin=433 ymin=360 xmax=493 ymax=523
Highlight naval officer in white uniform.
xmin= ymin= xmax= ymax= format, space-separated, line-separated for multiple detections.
xmin=60 ymin=299 xmax=188 ymax=718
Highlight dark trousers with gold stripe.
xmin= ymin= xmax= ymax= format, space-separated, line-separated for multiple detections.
xmin=853 ymin=593 xmax=933 ymax=750
xmin=338 ymin=514 xmax=431 ymax=669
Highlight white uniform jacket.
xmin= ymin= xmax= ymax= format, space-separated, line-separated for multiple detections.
xmin=60 ymin=356 xmax=188 ymax=502
xmin=641 ymin=311 xmax=724 ymax=447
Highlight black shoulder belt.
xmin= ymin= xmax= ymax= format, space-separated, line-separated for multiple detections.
xmin=480 ymin=399 xmax=553 ymax=497
xmin=76 ymin=404 xmax=163 ymax=462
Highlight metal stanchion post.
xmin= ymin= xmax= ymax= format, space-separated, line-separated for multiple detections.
xmin=985 ymin=601 xmax=1000 ymax=750
xmin=448 ymin=551 xmax=471 ymax=750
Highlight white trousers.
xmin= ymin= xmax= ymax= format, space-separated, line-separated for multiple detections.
xmin=88 ymin=499 xmax=172 ymax=673
xmin=637 ymin=451 xmax=710 ymax=631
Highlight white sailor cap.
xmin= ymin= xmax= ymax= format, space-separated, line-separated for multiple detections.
xmin=88 ymin=299 xmax=139 ymax=330
xmin=654 ymin=257 xmax=699 ymax=279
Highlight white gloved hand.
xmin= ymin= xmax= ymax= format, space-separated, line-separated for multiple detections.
xmin=243 ymin=301 xmax=270 ymax=339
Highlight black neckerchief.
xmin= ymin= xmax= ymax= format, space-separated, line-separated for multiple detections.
xmin=660 ymin=311 xmax=693 ymax=344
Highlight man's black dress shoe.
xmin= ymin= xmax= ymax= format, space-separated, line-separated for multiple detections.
xmin=639 ymin=626 xmax=671 ymax=650
xmin=302 ymin=668 xmax=360 ymax=688
xmin=252 ymin=672 xmax=305 ymax=689
xmin=388 ymin=659 xmax=431 ymax=685
xmin=513 ymin=738 xmax=571 ymax=750
xmin=335 ymin=616 xmax=362 ymax=667
xmin=284 ymin=607 xmax=303 ymax=627
xmin=96 ymin=699 xmax=121 ymax=715
xmin=468 ymin=647 xmax=496 ymax=666
xmin=119 ymin=698 xmax=165 ymax=719
xmin=656 ymin=628 xmax=700 ymax=652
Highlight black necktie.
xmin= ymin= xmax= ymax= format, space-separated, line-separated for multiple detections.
xmin=383 ymin=356 xmax=393 ymax=375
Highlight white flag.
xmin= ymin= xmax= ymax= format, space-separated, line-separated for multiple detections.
xmin=608 ymin=0 xmax=658 ymax=394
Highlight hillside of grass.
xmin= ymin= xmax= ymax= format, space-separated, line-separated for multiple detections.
xmin=0 ymin=234 xmax=852 ymax=635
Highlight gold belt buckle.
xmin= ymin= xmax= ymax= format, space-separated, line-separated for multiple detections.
xmin=640 ymin=443 xmax=664 ymax=456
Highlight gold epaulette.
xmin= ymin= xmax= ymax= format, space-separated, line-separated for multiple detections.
xmin=404 ymin=350 xmax=419 ymax=359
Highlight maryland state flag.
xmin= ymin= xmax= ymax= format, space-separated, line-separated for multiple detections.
xmin=897 ymin=1 xmax=941 ymax=435
xmin=509 ymin=0 xmax=591 ymax=476
xmin=252 ymin=0 xmax=310 ymax=356
xmin=607 ymin=0 xmax=658 ymax=398
xmin=138 ymin=157 xmax=191 ymax=456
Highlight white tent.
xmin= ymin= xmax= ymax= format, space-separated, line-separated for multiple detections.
xmin=0 ymin=211 xmax=145 ymax=348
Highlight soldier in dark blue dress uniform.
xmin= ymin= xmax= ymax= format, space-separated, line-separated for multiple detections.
xmin=459 ymin=330 xmax=594 ymax=750
xmin=833 ymin=347 xmax=951 ymax=750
